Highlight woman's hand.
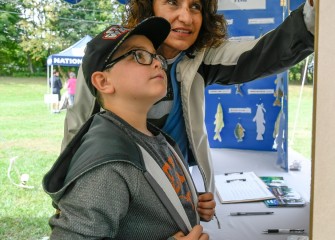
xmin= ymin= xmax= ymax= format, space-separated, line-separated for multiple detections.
xmin=309 ymin=0 xmax=314 ymax=7
xmin=197 ymin=192 xmax=216 ymax=222
xmin=172 ymin=225 xmax=209 ymax=240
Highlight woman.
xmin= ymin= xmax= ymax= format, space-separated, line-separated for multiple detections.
xmin=61 ymin=0 xmax=315 ymax=196
xmin=66 ymin=71 xmax=77 ymax=106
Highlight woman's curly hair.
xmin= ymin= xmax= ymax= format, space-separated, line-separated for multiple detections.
xmin=123 ymin=0 xmax=227 ymax=52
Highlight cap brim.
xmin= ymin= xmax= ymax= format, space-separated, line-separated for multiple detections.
xmin=129 ymin=17 xmax=171 ymax=50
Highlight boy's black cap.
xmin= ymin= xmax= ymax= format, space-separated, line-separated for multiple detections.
xmin=82 ymin=17 xmax=171 ymax=96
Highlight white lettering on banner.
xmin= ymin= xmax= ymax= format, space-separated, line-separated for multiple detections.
xmin=53 ymin=57 xmax=82 ymax=65
xmin=218 ymin=0 xmax=266 ymax=10
xmin=229 ymin=36 xmax=255 ymax=42
xmin=248 ymin=18 xmax=275 ymax=25
xmin=226 ymin=19 xmax=234 ymax=25
xmin=248 ymin=89 xmax=275 ymax=94
xmin=229 ymin=108 xmax=252 ymax=113
xmin=208 ymin=89 xmax=232 ymax=94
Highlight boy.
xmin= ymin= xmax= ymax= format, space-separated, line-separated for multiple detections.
xmin=43 ymin=17 xmax=214 ymax=239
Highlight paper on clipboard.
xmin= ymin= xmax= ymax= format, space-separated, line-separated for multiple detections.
xmin=215 ymin=171 xmax=275 ymax=204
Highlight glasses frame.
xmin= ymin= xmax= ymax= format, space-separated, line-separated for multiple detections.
xmin=103 ymin=49 xmax=168 ymax=71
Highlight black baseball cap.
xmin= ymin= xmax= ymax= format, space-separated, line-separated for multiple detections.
xmin=82 ymin=17 xmax=171 ymax=96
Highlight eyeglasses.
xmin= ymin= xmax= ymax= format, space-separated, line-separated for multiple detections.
xmin=103 ymin=49 xmax=168 ymax=71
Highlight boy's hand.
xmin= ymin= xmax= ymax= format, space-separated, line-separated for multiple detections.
xmin=197 ymin=192 xmax=216 ymax=222
xmin=172 ymin=225 xmax=209 ymax=240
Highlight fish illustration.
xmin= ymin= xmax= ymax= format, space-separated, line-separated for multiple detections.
xmin=213 ymin=102 xmax=224 ymax=142
xmin=273 ymin=74 xmax=284 ymax=107
xmin=253 ymin=103 xmax=266 ymax=140
xmin=234 ymin=122 xmax=245 ymax=142
xmin=235 ymin=84 xmax=243 ymax=96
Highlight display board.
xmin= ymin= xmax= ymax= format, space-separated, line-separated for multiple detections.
xmin=205 ymin=74 xmax=287 ymax=151
xmin=205 ymin=0 xmax=304 ymax=169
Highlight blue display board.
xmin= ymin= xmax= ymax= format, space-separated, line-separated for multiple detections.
xmin=205 ymin=0 xmax=304 ymax=164
xmin=205 ymin=74 xmax=287 ymax=151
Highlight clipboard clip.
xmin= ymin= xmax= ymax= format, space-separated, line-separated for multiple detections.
xmin=226 ymin=178 xmax=246 ymax=183
xmin=224 ymin=171 xmax=243 ymax=176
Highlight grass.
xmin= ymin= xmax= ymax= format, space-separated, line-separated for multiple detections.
xmin=287 ymin=84 xmax=313 ymax=159
xmin=0 ymin=77 xmax=313 ymax=239
xmin=0 ymin=77 xmax=65 ymax=240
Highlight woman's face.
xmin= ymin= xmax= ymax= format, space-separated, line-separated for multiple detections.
xmin=153 ymin=0 xmax=203 ymax=59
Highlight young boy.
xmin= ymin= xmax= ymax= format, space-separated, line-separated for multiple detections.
xmin=43 ymin=17 xmax=214 ymax=240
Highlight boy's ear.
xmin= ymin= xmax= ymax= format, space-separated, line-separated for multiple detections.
xmin=91 ymin=71 xmax=114 ymax=94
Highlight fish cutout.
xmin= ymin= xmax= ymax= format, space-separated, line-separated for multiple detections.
xmin=273 ymin=110 xmax=282 ymax=139
xmin=272 ymin=110 xmax=287 ymax=169
xmin=253 ymin=103 xmax=266 ymax=140
xmin=235 ymin=84 xmax=243 ymax=96
xmin=273 ymin=74 xmax=284 ymax=106
xmin=213 ymin=102 xmax=224 ymax=142
xmin=234 ymin=122 xmax=245 ymax=142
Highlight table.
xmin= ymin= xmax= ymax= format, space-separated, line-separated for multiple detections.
xmin=191 ymin=148 xmax=311 ymax=240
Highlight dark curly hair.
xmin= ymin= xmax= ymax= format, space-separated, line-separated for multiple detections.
xmin=123 ymin=0 xmax=227 ymax=52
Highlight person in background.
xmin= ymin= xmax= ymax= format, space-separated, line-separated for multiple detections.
xmin=49 ymin=70 xmax=62 ymax=113
xmin=61 ymin=0 xmax=315 ymax=195
xmin=66 ymin=71 xmax=77 ymax=107
xmin=43 ymin=17 xmax=214 ymax=240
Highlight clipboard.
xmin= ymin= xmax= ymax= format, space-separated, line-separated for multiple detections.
xmin=215 ymin=171 xmax=275 ymax=204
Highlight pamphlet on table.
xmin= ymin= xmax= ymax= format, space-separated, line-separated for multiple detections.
xmin=260 ymin=176 xmax=306 ymax=207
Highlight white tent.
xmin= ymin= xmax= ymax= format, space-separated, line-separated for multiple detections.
xmin=45 ymin=35 xmax=92 ymax=107
xmin=46 ymin=35 xmax=92 ymax=92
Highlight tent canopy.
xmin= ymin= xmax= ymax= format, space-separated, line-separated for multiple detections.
xmin=47 ymin=35 xmax=92 ymax=67
xmin=46 ymin=35 xmax=92 ymax=96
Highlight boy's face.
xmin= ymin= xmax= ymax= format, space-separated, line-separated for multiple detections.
xmin=102 ymin=35 xmax=167 ymax=106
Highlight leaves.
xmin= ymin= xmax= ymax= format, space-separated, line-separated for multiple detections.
xmin=0 ymin=0 xmax=125 ymax=75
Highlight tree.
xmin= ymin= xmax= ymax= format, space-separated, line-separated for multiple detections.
xmin=0 ymin=0 xmax=125 ymax=76
xmin=0 ymin=1 xmax=25 ymax=75
xmin=56 ymin=0 xmax=125 ymax=43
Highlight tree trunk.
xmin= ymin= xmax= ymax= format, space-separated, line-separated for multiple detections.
xmin=27 ymin=53 xmax=34 ymax=74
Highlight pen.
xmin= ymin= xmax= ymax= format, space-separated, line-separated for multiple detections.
xmin=224 ymin=171 xmax=243 ymax=175
xmin=226 ymin=178 xmax=246 ymax=183
xmin=262 ymin=229 xmax=305 ymax=234
xmin=230 ymin=212 xmax=274 ymax=216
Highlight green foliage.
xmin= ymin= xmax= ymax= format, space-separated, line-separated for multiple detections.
xmin=0 ymin=0 xmax=125 ymax=76
xmin=0 ymin=1 xmax=26 ymax=75
xmin=12 ymin=71 xmax=46 ymax=77
xmin=288 ymin=54 xmax=314 ymax=85
xmin=56 ymin=0 xmax=125 ymax=42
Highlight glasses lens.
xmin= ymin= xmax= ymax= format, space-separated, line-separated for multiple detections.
xmin=133 ymin=50 xmax=167 ymax=71
xmin=134 ymin=50 xmax=152 ymax=65
xmin=157 ymin=55 xmax=168 ymax=71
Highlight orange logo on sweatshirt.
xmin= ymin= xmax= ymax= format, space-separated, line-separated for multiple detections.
xmin=162 ymin=156 xmax=194 ymax=209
